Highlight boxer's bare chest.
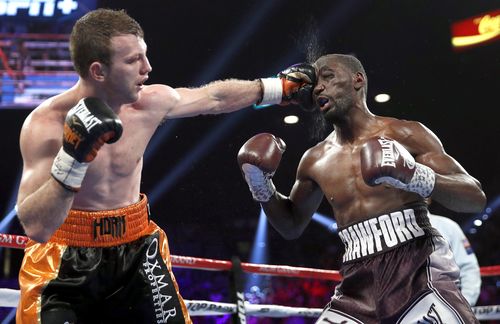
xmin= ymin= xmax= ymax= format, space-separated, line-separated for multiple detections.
xmin=72 ymin=107 xmax=159 ymax=208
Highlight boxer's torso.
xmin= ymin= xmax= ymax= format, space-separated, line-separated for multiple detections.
xmin=303 ymin=116 xmax=426 ymax=227
xmin=31 ymin=85 xmax=170 ymax=210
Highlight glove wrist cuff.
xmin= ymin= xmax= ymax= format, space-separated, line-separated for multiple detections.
xmin=241 ymin=163 xmax=276 ymax=202
xmin=258 ymin=78 xmax=283 ymax=106
xmin=407 ymin=163 xmax=435 ymax=198
xmin=51 ymin=148 xmax=89 ymax=191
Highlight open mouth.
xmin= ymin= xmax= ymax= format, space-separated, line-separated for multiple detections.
xmin=137 ymin=77 xmax=148 ymax=88
xmin=317 ymin=97 xmax=330 ymax=110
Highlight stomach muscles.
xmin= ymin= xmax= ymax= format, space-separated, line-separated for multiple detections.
xmin=71 ymin=148 xmax=144 ymax=211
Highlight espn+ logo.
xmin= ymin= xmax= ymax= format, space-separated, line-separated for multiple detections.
xmin=0 ymin=0 xmax=78 ymax=17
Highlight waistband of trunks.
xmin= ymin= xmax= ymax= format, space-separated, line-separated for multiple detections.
xmin=338 ymin=203 xmax=438 ymax=264
xmin=48 ymin=194 xmax=150 ymax=247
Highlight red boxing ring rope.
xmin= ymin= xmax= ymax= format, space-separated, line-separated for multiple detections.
xmin=172 ymin=255 xmax=342 ymax=281
xmin=0 ymin=234 xmax=28 ymax=249
xmin=1 ymin=233 xmax=500 ymax=320
xmin=0 ymin=233 xmax=342 ymax=280
xmin=1 ymin=233 xmax=499 ymax=279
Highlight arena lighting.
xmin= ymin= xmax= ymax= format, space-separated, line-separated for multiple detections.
xmin=190 ymin=0 xmax=284 ymax=86
xmin=0 ymin=0 xmax=79 ymax=17
xmin=143 ymin=120 xmax=181 ymax=163
xmin=148 ymin=109 xmax=250 ymax=204
xmin=149 ymin=0 xmax=367 ymax=202
xmin=1 ymin=308 xmax=15 ymax=324
xmin=451 ymin=9 xmax=500 ymax=51
xmin=0 ymin=206 xmax=17 ymax=273
xmin=245 ymin=208 xmax=269 ymax=293
xmin=0 ymin=172 xmax=21 ymax=233
xmin=144 ymin=0 xmax=283 ymax=164
xmin=0 ymin=175 xmax=20 ymax=274
xmin=312 ymin=213 xmax=337 ymax=233
xmin=374 ymin=93 xmax=391 ymax=103
xmin=466 ymin=195 xmax=500 ymax=234
xmin=0 ymin=208 xmax=17 ymax=235
xmin=283 ymin=115 xmax=299 ymax=124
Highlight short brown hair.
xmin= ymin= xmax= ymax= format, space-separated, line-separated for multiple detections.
xmin=70 ymin=8 xmax=144 ymax=77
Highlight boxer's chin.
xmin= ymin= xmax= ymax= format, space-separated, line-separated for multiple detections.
xmin=309 ymin=109 xmax=332 ymax=142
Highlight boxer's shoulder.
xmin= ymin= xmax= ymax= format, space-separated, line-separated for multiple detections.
xmin=132 ymin=84 xmax=178 ymax=113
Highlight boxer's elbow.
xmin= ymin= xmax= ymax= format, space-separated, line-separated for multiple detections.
xmin=279 ymin=228 xmax=305 ymax=240
xmin=18 ymin=215 xmax=53 ymax=243
xmin=443 ymin=190 xmax=487 ymax=213
xmin=471 ymin=190 xmax=487 ymax=213
xmin=462 ymin=184 xmax=487 ymax=213
xmin=264 ymin=199 xmax=310 ymax=239
xmin=470 ymin=178 xmax=487 ymax=212
xmin=270 ymin=219 xmax=308 ymax=240
xmin=28 ymin=233 xmax=51 ymax=244
xmin=21 ymin=224 xmax=52 ymax=243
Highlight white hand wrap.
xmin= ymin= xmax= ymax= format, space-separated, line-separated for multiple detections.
xmin=258 ymin=78 xmax=283 ymax=106
xmin=241 ymin=163 xmax=276 ymax=202
xmin=51 ymin=148 xmax=89 ymax=191
xmin=407 ymin=163 xmax=435 ymax=198
xmin=379 ymin=162 xmax=435 ymax=198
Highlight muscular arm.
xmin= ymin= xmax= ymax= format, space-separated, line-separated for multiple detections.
xmin=16 ymin=113 xmax=74 ymax=242
xmin=141 ymin=62 xmax=317 ymax=121
xmin=396 ymin=122 xmax=486 ymax=212
xmin=141 ymin=80 xmax=263 ymax=120
xmin=424 ymin=153 xmax=484 ymax=212
xmin=172 ymin=79 xmax=262 ymax=117
xmin=262 ymin=153 xmax=324 ymax=239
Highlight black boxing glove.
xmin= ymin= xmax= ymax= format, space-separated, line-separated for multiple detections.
xmin=51 ymin=97 xmax=123 ymax=191
xmin=237 ymin=133 xmax=286 ymax=202
xmin=360 ymin=137 xmax=435 ymax=198
xmin=258 ymin=63 xmax=316 ymax=110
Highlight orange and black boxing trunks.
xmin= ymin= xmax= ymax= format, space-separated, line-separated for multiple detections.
xmin=316 ymin=203 xmax=479 ymax=324
xmin=16 ymin=194 xmax=191 ymax=324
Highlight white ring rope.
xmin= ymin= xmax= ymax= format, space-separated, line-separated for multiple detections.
xmin=0 ymin=289 xmax=18 ymax=308
xmin=0 ymin=288 xmax=498 ymax=320
xmin=0 ymin=234 xmax=499 ymax=320
xmin=185 ymin=300 xmax=323 ymax=318
xmin=0 ymin=288 xmax=322 ymax=317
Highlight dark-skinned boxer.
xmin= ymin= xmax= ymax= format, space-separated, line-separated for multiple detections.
xmin=238 ymin=54 xmax=485 ymax=323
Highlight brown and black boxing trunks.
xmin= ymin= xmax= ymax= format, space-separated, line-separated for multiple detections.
xmin=16 ymin=194 xmax=191 ymax=324
xmin=316 ymin=203 xmax=478 ymax=324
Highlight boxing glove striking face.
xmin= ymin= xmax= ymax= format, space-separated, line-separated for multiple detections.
xmin=258 ymin=62 xmax=317 ymax=111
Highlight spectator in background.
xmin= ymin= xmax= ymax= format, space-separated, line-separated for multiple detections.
xmin=12 ymin=39 xmax=32 ymax=93
xmin=427 ymin=198 xmax=482 ymax=306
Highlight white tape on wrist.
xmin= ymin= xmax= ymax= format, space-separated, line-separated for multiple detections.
xmin=51 ymin=147 xmax=89 ymax=190
xmin=407 ymin=163 xmax=436 ymax=198
xmin=375 ymin=163 xmax=435 ymax=198
xmin=259 ymin=78 xmax=283 ymax=106
xmin=241 ymin=163 xmax=276 ymax=202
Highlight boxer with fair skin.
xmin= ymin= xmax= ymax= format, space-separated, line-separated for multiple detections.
xmin=238 ymin=54 xmax=486 ymax=323
xmin=15 ymin=9 xmax=315 ymax=323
